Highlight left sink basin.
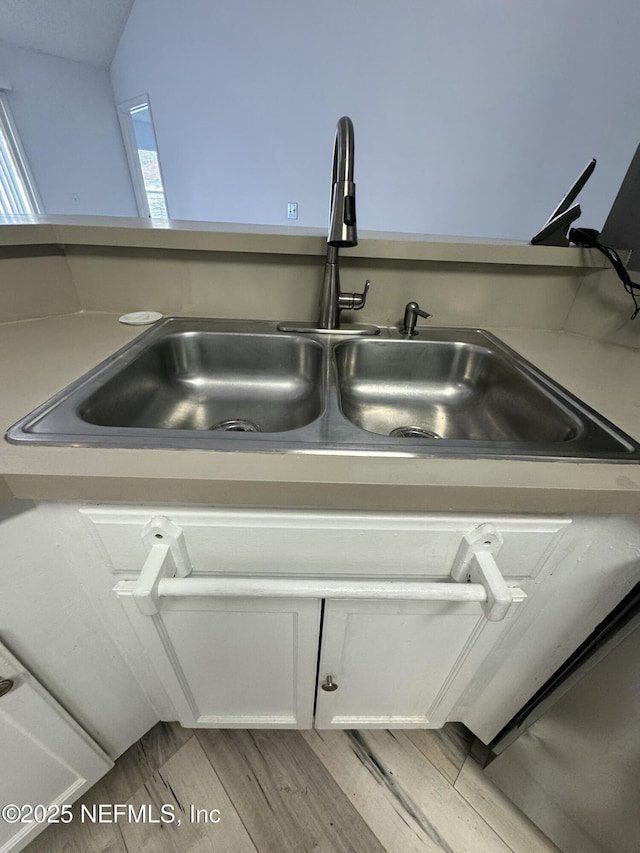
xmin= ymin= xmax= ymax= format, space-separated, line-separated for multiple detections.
xmin=80 ymin=330 xmax=323 ymax=433
xmin=6 ymin=318 xmax=325 ymax=448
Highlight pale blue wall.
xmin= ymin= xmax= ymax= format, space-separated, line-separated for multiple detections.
xmin=110 ymin=0 xmax=640 ymax=239
xmin=3 ymin=3 xmax=638 ymax=235
xmin=0 ymin=40 xmax=137 ymax=216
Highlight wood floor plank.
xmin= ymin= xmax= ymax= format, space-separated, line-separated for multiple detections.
xmin=403 ymin=724 xmax=474 ymax=785
xmin=26 ymin=724 xmax=556 ymax=853
xmin=196 ymin=729 xmax=388 ymax=853
xmin=300 ymin=728 xmax=444 ymax=853
xmin=101 ymin=721 xmax=194 ymax=804
xmin=455 ymin=755 xmax=561 ymax=853
xmin=24 ymin=779 xmax=127 ymax=853
xmin=119 ymin=736 xmax=257 ymax=853
xmin=351 ymin=729 xmax=513 ymax=853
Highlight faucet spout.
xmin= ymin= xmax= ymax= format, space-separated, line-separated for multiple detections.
xmin=277 ymin=117 xmax=377 ymax=335
xmin=328 ymin=117 xmax=357 ymax=248
xmin=318 ymin=116 xmax=371 ymax=330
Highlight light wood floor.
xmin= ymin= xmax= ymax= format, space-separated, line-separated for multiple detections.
xmin=26 ymin=723 xmax=559 ymax=852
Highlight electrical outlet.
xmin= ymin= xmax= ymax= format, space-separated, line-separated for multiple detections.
xmin=287 ymin=202 xmax=298 ymax=220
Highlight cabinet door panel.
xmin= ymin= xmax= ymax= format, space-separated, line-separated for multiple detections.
xmin=315 ymin=600 xmax=485 ymax=729
xmin=117 ymin=593 xmax=321 ymax=729
xmin=0 ymin=642 xmax=112 ymax=852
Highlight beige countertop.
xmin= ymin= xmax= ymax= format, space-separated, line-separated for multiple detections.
xmin=0 ymin=214 xmax=610 ymax=268
xmin=2 ymin=311 xmax=640 ymax=512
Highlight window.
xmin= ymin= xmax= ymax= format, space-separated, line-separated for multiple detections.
xmin=0 ymin=94 xmax=41 ymax=215
xmin=118 ymin=95 xmax=169 ymax=218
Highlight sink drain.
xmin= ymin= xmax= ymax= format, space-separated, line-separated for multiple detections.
xmin=389 ymin=425 xmax=442 ymax=439
xmin=210 ymin=419 xmax=262 ymax=433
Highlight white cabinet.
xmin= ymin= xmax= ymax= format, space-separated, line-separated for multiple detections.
xmin=0 ymin=641 xmax=112 ymax=853
xmin=115 ymin=592 xmax=320 ymax=728
xmin=82 ymin=506 xmax=575 ymax=733
xmin=316 ymin=599 xmax=495 ymax=729
xmin=0 ymin=501 xmax=159 ymax=760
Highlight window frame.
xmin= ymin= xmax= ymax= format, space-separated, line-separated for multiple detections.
xmin=0 ymin=93 xmax=42 ymax=215
xmin=117 ymin=94 xmax=169 ymax=219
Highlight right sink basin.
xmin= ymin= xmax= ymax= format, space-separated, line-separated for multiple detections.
xmin=333 ymin=328 xmax=640 ymax=459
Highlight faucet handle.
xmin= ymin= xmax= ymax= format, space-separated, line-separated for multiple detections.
xmin=338 ymin=279 xmax=370 ymax=312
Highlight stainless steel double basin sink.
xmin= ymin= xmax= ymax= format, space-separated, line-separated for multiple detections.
xmin=7 ymin=317 xmax=640 ymax=461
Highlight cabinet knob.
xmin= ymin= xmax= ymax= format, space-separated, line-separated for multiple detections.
xmin=0 ymin=678 xmax=14 ymax=698
xmin=321 ymin=675 xmax=338 ymax=692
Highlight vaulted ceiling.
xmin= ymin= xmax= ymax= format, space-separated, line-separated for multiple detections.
xmin=0 ymin=0 xmax=134 ymax=67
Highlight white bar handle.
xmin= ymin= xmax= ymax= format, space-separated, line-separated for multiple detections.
xmin=119 ymin=575 xmax=524 ymax=621
xmin=141 ymin=516 xmax=191 ymax=577
xmin=133 ymin=543 xmax=174 ymax=617
xmin=147 ymin=576 xmax=490 ymax=603
xmin=450 ymin=523 xmax=503 ymax=582
xmin=122 ymin=575 xmax=524 ymax=621
xmin=470 ymin=550 xmax=515 ymax=622
xmin=119 ymin=520 xmax=525 ymax=621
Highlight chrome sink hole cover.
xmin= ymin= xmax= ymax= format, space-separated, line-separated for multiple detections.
xmin=209 ymin=419 xmax=262 ymax=433
xmin=389 ymin=426 xmax=442 ymax=439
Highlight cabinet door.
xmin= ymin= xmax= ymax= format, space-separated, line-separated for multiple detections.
xmin=315 ymin=599 xmax=495 ymax=729
xmin=0 ymin=642 xmax=112 ymax=853
xmin=116 ymin=592 xmax=321 ymax=728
